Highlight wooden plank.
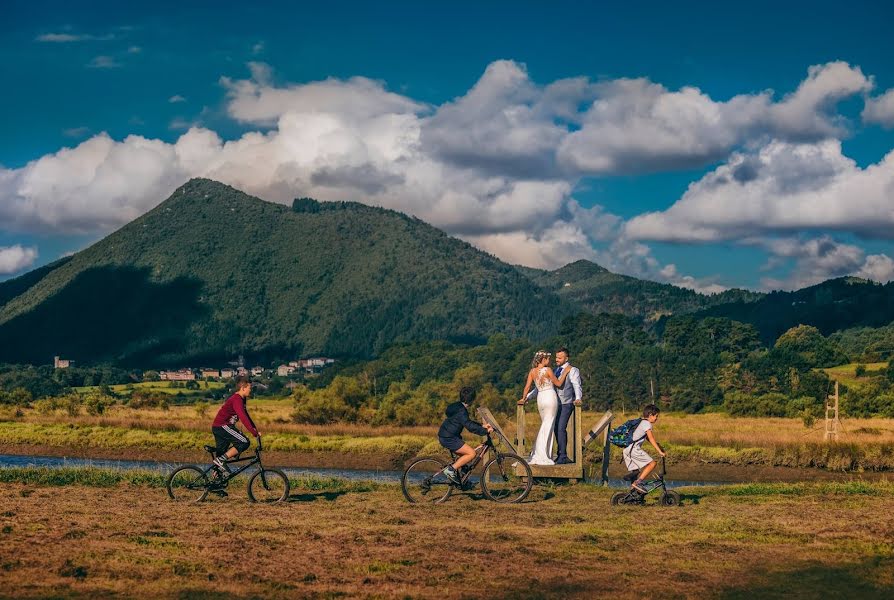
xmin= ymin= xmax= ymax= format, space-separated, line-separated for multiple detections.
xmin=515 ymin=404 xmax=527 ymax=456
xmin=527 ymin=463 xmax=582 ymax=478
xmin=476 ymin=408 xmax=517 ymax=452
xmin=582 ymin=411 xmax=614 ymax=447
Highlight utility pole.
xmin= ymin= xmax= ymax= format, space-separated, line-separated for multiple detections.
xmin=825 ymin=381 xmax=840 ymax=441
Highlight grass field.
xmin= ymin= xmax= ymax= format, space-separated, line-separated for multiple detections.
xmin=0 ymin=469 xmax=891 ymax=598
xmin=72 ymin=380 xmax=227 ymax=396
xmin=822 ymin=362 xmax=890 ymax=386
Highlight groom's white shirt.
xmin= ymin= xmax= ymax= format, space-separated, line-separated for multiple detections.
xmin=526 ymin=362 xmax=583 ymax=402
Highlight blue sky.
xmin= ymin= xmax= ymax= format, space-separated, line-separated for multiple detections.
xmin=2 ymin=0 xmax=893 ymax=291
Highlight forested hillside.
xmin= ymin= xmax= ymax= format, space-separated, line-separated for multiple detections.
xmin=0 ymin=179 xmax=571 ymax=366
xmin=519 ymin=260 xmax=762 ymax=320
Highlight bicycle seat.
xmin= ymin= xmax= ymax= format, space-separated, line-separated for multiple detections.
xmin=204 ymin=445 xmax=217 ymax=455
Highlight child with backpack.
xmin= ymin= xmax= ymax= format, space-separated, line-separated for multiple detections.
xmin=616 ymin=404 xmax=666 ymax=493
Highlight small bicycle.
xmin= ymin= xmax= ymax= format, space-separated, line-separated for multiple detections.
xmin=610 ymin=452 xmax=680 ymax=507
xmin=166 ymin=438 xmax=290 ymax=503
xmin=401 ymin=433 xmax=533 ymax=504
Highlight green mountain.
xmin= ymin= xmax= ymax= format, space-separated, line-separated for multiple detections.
xmin=696 ymin=277 xmax=894 ymax=344
xmin=0 ymin=179 xmax=571 ymax=366
xmin=519 ymin=259 xmax=762 ymax=320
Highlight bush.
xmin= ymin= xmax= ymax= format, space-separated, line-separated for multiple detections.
xmin=291 ymin=389 xmax=356 ymax=424
xmin=855 ymin=364 xmax=867 ymax=377
xmin=84 ymin=393 xmax=115 ymax=416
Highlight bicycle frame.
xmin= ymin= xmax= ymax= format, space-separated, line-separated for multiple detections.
xmin=203 ymin=449 xmax=263 ymax=485
xmin=451 ymin=435 xmax=496 ymax=486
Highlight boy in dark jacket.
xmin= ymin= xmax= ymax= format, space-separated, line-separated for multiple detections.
xmin=438 ymin=386 xmax=493 ymax=484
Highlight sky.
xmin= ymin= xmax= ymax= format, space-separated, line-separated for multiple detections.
xmin=2 ymin=0 xmax=894 ymax=292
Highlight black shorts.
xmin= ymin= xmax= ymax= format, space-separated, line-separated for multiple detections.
xmin=438 ymin=435 xmax=465 ymax=453
xmin=212 ymin=425 xmax=251 ymax=455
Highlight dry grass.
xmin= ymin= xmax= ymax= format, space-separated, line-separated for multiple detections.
xmin=0 ymin=476 xmax=891 ymax=598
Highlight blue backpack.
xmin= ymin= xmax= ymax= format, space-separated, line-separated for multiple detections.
xmin=609 ymin=418 xmax=645 ymax=448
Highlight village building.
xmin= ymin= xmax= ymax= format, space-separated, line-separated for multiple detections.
xmin=251 ymin=366 xmax=265 ymax=376
xmin=200 ymin=369 xmax=220 ymax=379
xmin=276 ymin=364 xmax=296 ymax=377
xmin=53 ymin=356 xmax=72 ymax=369
xmin=160 ymin=369 xmax=196 ymax=381
xmin=220 ymin=368 xmax=235 ymax=379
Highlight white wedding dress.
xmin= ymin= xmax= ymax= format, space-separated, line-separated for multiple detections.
xmin=528 ymin=367 xmax=557 ymax=466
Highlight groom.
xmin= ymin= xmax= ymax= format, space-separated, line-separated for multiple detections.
xmin=553 ymin=347 xmax=582 ymax=464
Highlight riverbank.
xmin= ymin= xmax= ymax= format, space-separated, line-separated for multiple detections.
xmin=0 ymin=471 xmax=891 ymax=598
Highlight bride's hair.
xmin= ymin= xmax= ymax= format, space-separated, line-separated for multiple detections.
xmin=531 ymin=350 xmax=551 ymax=369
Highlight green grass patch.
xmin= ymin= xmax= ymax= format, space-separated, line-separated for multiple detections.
xmin=713 ymin=480 xmax=894 ymax=497
xmin=0 ymin=467 xmax=168 ymax=487
xmin=0 ymin=422 xmax=429 ymax=456
xmin=0 ymin=466 xmax=380 ymax=495
xmin=666 ymin=441 xmax=894 ymax=471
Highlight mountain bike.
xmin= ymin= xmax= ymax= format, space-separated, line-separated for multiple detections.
xmin=401 ymin=433 xmax=533 ymax=504
xmin=610 ymin=452 xmax=679 ymax=507
xmin=166 ymin=438 xmax=290 ymax=503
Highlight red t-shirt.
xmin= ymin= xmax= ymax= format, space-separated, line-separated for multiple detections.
xmin=212 ymin=392 xmax=259 ymax=437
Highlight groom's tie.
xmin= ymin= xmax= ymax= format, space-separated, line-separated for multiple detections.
xmin=554 ymin=366 xmax=562 ymax=379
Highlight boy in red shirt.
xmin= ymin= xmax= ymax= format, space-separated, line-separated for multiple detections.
xmin=211 ymin=376 xmax=261 ymax=471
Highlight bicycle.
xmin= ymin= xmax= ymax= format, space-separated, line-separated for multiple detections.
xmin=610 ymin=452 xmax=679 ymax=507
xmin=166 ymin=438 xmax=290 ymax=503
xmin=401 ymin=433 xmax=533 ymax=504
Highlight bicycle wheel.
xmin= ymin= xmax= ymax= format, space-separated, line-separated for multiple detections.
xmin=661 ymin=490 xmax=681 ymax=507
xmin=401 ymin=457 xmax=453 ymax=504
xmin=480 ymin=453 xmax=532 ymax=503
xmin=610 ymin=491 xmax=628 ymax=506
xmin=247 ymin=469 xmax=290 ymax=503
xmin=166 ymin=465 xmax=210 ymax=503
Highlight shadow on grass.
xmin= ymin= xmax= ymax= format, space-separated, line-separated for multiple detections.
xmin=718 ymin=559 xmax=894 ymax=599
xmin=286 ymin=491 xmax=352 ymax=503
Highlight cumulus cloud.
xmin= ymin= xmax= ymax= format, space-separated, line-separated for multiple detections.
xmin=626 ymin=139 xmax=894 ymax=242
xmin=168 ymin=95 xmax=187 ymax=103
xmin=758 ymin=236 xmax=894 ymax=290
xmin=863 ymin=88 xmax=894 ymax=128
xmin=558 ymin=61 xmax=871 ymax=175
xmin=0 ymin=245 xmax=38 ymax=275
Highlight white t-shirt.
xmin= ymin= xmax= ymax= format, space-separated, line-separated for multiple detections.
xmin=629 ymin=419 xmax=652 ymax=449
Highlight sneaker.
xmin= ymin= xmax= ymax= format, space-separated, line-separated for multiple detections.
xmin=212 ymin=455 xmax=231 ymax=472
xmin=443 ymin=466 xmax=460 ymax=486
xmin=211 ymin=489 xmax=228 ymax=498
xmin=631 ymin=480 xmax=647 ymax=494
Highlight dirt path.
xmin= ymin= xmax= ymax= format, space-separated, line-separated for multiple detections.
xmin=0 ymin=482 xmax=892 ymax=598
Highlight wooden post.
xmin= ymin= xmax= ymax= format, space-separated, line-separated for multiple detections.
xmin=516 ymin=403 xmax=527 ymax=457
xmin=825 ymin=381 xmax=840 ymax=441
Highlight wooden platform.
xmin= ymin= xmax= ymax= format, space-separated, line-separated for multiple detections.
xmin=478 ymin=406 xmax=614 ymax=482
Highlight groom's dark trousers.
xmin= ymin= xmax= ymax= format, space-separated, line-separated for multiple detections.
xmin=554 ymin=403 xmax=574 ymax=461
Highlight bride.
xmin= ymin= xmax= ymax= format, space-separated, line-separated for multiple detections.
xmin=518 ymin=350 xmax=570 ymax=466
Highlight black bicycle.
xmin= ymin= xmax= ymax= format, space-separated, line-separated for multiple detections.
xmin=401 ymin=433 xmax=533 ymax=504
xmin=166 ymin=438 xmax=290 ymax=503
xmin=610 ymin=453 xmax=680 ymax=507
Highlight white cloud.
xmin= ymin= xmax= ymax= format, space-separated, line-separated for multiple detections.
xmin=221 ymin=62 xmax=426 ymax=125
xmin=626 ymin=139 xmax=894 ymax=242
xmin=168 ymin=95 xmax=187 ymax=103
xmin=758 ymin=236 xmax=894 ymax=290
xmin=252 ymin=41 xmax=265 ymax=55
xmin=87 ymin=55 xmax=121 ymax=69
xmin=0 ymin=245 xmax=38 ymax=275
xmin=127 ymin=45 xmax=142 ymax=54
xmin=36 ymin=32 xmax=115 ymax=43
xmin=558 ymin=61 xmax=871 ymax=175
xmin=863 ymin=88 xmax=894 ymax=128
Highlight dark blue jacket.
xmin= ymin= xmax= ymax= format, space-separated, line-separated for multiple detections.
xmin=438 ymin=402 xmax=489 ymax=439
